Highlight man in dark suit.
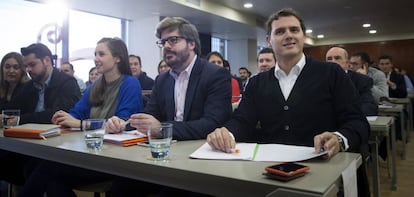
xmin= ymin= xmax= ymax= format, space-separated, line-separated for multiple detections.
xmin=378 ymin=55 xmax=407 ymax=98
xmin=107 ymin=17 xmax=232 ymax=140
xmin=326 ymin=47 xmax=378 ymax=116
xmin=106 ymin=16 xmax=232 ymax=196
xmin=207 ymin=8 xmax=370 ymax=196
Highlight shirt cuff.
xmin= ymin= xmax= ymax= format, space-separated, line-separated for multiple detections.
xmin=334 ymin=131 xmax=349 ymax=151
xmin=228 ymin=132 xmax=235 ymax=140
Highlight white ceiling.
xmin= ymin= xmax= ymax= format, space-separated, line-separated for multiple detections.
xmin=50 ymin=0 xmax=414 ymax=46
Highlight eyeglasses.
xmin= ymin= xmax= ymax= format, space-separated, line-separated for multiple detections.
xmin=156 ymin=36 xmax=187 ymax=48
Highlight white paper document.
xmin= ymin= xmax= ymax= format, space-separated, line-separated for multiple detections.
xmin=190 ymin=142 xmax=327 ymax=162
xmin=103 ymin=130 xmax=146 ymax=142
xmin=189 ymin=143 xmax=257 ymax=160
xmin=253 ymin=144 xmax=327 ymax=162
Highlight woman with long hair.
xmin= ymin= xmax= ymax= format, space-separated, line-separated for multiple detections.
xmin=0 ymin=52 xmax=31 ymax=109
xmin=52 ymin=37 xmax=143 ymax=128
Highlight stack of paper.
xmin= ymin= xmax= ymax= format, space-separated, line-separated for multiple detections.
xmin=104 ymin=130 xmax=147 ymax=146
xmin=190 ymin=143 xmax=327 ymax=162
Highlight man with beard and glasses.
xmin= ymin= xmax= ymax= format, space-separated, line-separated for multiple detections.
xmin=105 ymin=17 xmax=232 ymax=196
xmin=10 ymin=43 xmax=81 ymax=124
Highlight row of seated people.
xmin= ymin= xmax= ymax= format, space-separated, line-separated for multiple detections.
xmin=0 ymin=8 xmax=374 ymax=196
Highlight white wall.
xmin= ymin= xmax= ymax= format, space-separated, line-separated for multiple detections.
xmin=227 ymin=38 xmax=258 ymax=75
xmin=127 ymin=16 xmax=162 ymax=79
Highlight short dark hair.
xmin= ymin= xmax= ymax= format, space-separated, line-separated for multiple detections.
xmin=129 ymin=54 xmax=142 ymax=66
xmin=239 ymin=67 xmax=251 ymax=76
xmin=257 ymin=47 xmax=276 ymax=62
xmin=351 ymin=52 xmax=373 ymax=64
xmin=378 ymin=54 xmax=393 ymax=63
xmin=265 ymin=8 xmax=306 ymax=36
xmin=21 ymin=43 xmax=54 ymax=66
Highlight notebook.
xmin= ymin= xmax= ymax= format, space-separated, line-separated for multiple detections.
xmin=104 ymin=130 xmax=148 ymax=146
xmin=3 ymin=124 xmax=61 ymax=139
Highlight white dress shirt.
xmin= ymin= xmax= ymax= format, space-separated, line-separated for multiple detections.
xmin=274 ymin=54 xmax=306 ymax=100
xmin=169 ymin=55 xmax=197 ymax=121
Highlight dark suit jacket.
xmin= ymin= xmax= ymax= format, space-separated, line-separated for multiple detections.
xmin=347 ymin=70 xmax=378 ymax=116
xmin=145 ymin=57 xmax=232 ymax=140
xmin=137 ymin=72 xmax=154 ymax=90
xmin=227 ymin=57 xmax=369 ymax=152
xmin=388 ymin=71 xmax=407 ymax=98
xmin=8 ymin=68 xmax=81 ymax=124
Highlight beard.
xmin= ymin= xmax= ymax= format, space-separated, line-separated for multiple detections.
xmin=29 ymin=64 xmax=48 ymax=83
xmin=164 ymin=46 xmax=191 ymax=70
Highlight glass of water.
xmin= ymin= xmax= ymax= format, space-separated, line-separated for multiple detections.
xmin=2 ymin=109 xmax=20 ymax=129
xmin=148 ymin=123 xmax=173 ymax=161
xmin=82 ymin=119 xmax=106 ymax=152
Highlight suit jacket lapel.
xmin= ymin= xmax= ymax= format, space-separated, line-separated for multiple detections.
xmin=183 ymin=58 xmax=202 ymax=120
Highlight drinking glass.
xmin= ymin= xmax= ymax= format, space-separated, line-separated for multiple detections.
xmin=2 ymin=109 xmax=20 ymax=129
xmin=82 ymin=119 xmax=106 ymax=152
xmin=147 ymin=123 xmax=173 ymax=160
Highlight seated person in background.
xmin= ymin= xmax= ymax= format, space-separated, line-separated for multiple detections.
xmin=207 ymin=8 xmax=370 ymax=196
xmin=84 ymin=66 xmax=101 ymax=89
xmin=349 ymin=52 xmax=388 ymax=102
xmin=326 ymin=47 xmax=378 ymax=116
xmin=378 ymin=55 xmax=407 ymax=98
xmin=60 ymin=62 xmax=87 ymax=93
xmin=223 ymin=59 xmax=243 ymax=94
xmin=157 ymin=59 xmax=170 ymax=74
xmin=238 ymin=67 xmax=251 ymax=94
xmin=19 ymin=37 xmax=143 ymax=197
xmin=206 ymin=51 xmax=240 ymax=103
xmin=0 ymin=52 xmax=31 ymax=113
xmin=129 ymin=54 xmax=154 ymax=90
xmin=106 ymin=16 xmax=232 ymax=197
xmin=0 ymin=52 xmax=31 ymax=186
xmin=257 ymin=47 xmax=276 ymax=73
xmin=9 ymin=43 xmax=81 ymax=124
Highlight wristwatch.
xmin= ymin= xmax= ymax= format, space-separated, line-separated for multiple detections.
xmin=334 ymin=134 xmax=346 ymax=152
